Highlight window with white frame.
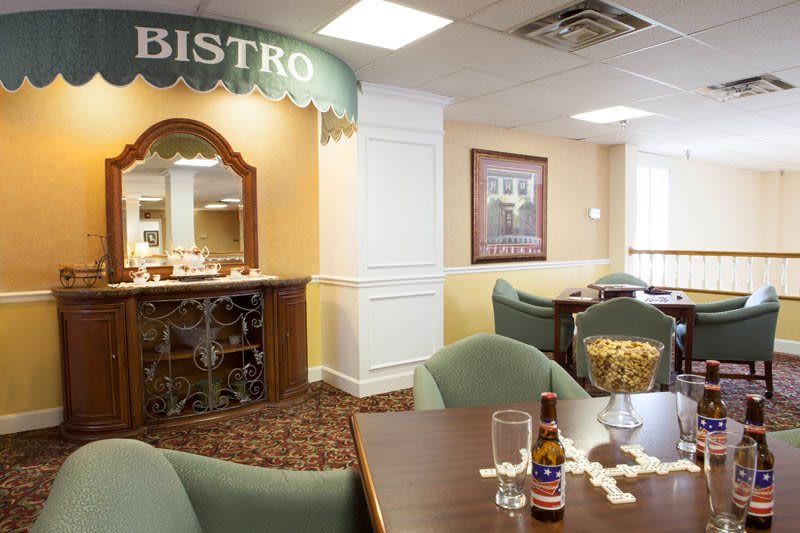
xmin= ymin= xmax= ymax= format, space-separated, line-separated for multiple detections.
xmin=636 ymin=164 xmax=669 ymax=283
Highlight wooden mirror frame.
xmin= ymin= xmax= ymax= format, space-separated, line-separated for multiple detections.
xmin=106 ymin=118 xmax=257 ymax=283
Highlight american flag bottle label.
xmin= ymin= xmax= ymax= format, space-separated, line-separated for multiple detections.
xmin=732 ymin=464 xmax=756 ymax=509
xmin=531 ymin=463 xmax=565 ymax=510
xmin=696 ymin=415 xmax=727 ymax=454
xmin=748 ymin=469 xmax=774 ymax=517
xmin=539 ymin=419 xmax=557 ymax=431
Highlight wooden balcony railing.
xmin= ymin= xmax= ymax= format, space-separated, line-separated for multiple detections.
xmin=628 ymin=248 xmax=800 ymax=299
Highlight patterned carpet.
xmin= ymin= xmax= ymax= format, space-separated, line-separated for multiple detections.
xmin=2 ymin=353 xmax=799 ymax=532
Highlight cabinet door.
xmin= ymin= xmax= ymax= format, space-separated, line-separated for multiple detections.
xmin=59 ymin=303 xmax=131 ymax=433
xmin=275 ymin=287 xmax=309 ymax=400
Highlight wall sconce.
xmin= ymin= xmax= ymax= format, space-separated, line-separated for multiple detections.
xmin=587 ymin=208 xmax=601 ymax=221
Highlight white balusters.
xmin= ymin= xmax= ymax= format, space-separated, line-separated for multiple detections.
xmin=717 ymin=257 xmax=722 ymax=291
xmin=732 ymin=257 xmax=737 ymax=292
xmin=649 ymin=255 xmax=655 ymax=287
xmin=703 ymin=256 xmax=708 ymax=290
xmin=764 ymin=258 xmax=771 ymax=286
xmin=687 ymin=256 xmax=693 ymax=289
xmin=747 ymin=257 xmax=754 ymax=292
xmin=782 ymin=258 xmax=788 ymax=295
xmin=674 ymin=255 xmax=680 ymax=288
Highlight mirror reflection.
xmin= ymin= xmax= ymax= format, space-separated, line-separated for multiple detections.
xmin=122 ymin=133 xmax=244 ymax=267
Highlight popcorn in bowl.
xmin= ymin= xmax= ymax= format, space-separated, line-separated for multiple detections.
xmin=585 ymin=336 xmax=663 ymax=393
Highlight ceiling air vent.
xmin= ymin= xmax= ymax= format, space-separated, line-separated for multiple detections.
xmin=511 ymin=0 xmax=651 ymax=52
xmin=696 ymin=75 xmax=796 ymax=102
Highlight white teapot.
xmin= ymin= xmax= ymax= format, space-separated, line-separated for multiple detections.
xmin=181 ymin=245 xmax=210 ymax=266
xmin=130 ymin=270 xmax=150 ymax=285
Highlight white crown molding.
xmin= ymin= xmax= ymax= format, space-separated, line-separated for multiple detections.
xmin=357 ymin=120 xmax=446 ymax=136
xmin=444 ymin=258 xmax=611 ymax=276
xmin=0 ymin=290 xmax=54 ymax=304
xmin=358 ymin=81 xmax=452 ymax=108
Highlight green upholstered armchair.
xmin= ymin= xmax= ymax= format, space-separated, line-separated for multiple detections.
xmin=33 ymin=439 xmax=371 ymax=533
xmin=676 ymin=285 xmax=779 ymax=397
xmin=413 ymin=333 xmax=590 ymax=410
xmin=575 ymin=298 xmax=674 ymax=387
xmin=492 ymin=278 xmax=573 ymax=353
xmin=771 ymin=428 xmax=800 ymax=448
xmin=594 ymin=272 xmax=649 ymax=287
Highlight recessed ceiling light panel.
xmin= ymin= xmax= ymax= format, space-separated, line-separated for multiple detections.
xmin=138 ymin=196 xmax=163 ymax=202
xmin=204 ymin=203 xmax=227 ymax=209
xmin=572 ymin=106 xmax=654 ymax=123
xmin=175 ymin=157 xmax=218 ymax=167
xmin=317 ymin=0 xmax=452 ymax=50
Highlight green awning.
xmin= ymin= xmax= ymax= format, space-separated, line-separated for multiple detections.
xmin=0 ymin=9 xmax=357 ymax=141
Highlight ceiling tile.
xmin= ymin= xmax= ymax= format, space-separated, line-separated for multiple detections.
xmin=605 ymin=38 xmax=761 ymax=90
xmin=466 ymin=0 xmax=570 ymax=31
xmin=747 ymin=128 xmax=800 ymax=150
xmin=274 ymin=30 xmax=391 ymax=71
xmin=515 ymin=117 xmax=620 ymax=140
xmin=641 ymin=122 xmax=732 ymax=145
xmin=693 ymin=3 xmax=800 ymax=73
xmin=727 ymin=88 xmax=800 ymax=112
xmin=534 ymin=64 xmax=678 ymax=105
xmin=694 ymin=136 xmax=800 ymax=160
xmin=401 ymin=21 xmax=589 ymax=81
xmin=574 ymin=27 xmax=682 ymax=61
xmin=480 ymin=81 xmax=611 ymax=115
xmin=685 ymin=112 xmax=793 ymax=136
xmin=421 ymin=69 xmax=520 ymax=98
xmin=356 ymin=48 xmax=461 ymax=87
xmin=444 ymin=100 xmax=556 ymax=128
xmin=756 ymin=103 xmax=800 ymax=127
xmin=619 ymin=114 xmax=680 ymax=132
xmin=394 ymin=0 xmax=498 ymax=20
xmin=726 ymin=157 xmax=789 ymax=172
xmin=613 ymin=0 xmax=796 ymax=34
xmin=633 ymin=92 xmax=740 ymax=121
xmin=0 ymin=0 xmax=201 ymax=14
xmin=774 ymin=67 xmax=800 ymax=86
xmin=585 ymin=131 xmax=664 ymax=146
xmin=205 ymin=0 xmax=349 ymax=32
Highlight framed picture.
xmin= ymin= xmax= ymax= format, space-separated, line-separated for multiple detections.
xmin=471 ymin=149 xmax=547 ymax=264
xmin=143 ymin=230 xmax=159 ymax=247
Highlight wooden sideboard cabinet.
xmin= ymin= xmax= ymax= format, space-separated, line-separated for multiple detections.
xmin=53 ymin=277 xmax=311 ymax=442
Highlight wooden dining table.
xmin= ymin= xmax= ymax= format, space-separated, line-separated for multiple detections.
xmin=552 ymin=287 xmax=696 ymax=373
xmin=351 ymin=393 xmax=800 ymax=532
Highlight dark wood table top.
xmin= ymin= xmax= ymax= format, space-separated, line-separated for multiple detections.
xmin=553 ymin=287 xmax=695 ymax=310
xmin=352 ymin=393 xmax=799 ymax=532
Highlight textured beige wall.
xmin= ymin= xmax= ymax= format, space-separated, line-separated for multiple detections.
xmin=443 ymin=120 xmax=610 ymax=267
xmin=0 ymin=77 xmax=319 ymax=291
xmin=194 ymin=210 xmax=241 ymax=252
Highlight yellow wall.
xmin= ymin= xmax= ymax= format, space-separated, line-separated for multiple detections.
xmin=442 ymin=120 xmax=611 ymax=343
xmin=0 ymin=78 xmax=322 ymax=416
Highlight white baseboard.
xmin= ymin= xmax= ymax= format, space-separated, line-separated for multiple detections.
xmin=775 ymin=338 xmax=800 ymax=356
xmin=320 ymin=366 xmax=413 ymax=398
xmin=0 ymin=407 xmax=63 ymax=435
xmin=308 ymin=366 xmax=322 ymax=382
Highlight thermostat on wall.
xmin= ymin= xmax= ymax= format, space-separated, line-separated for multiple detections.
xmin=587 ymin=208 xmax=601 ymax=221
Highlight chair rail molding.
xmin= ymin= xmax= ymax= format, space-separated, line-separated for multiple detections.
xmin=444 ymin=258 xmax=610 ymax=275
xmin=0 ymin=290 xmax=54 ymax=304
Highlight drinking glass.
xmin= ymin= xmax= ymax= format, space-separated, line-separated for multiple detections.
xmin=676 ymin=374 xmax=705 ymax=452
xmin=492 ymin=410 xmax=532 ymax=510
xmin=704 ymin=431 xmax=757 ymax=533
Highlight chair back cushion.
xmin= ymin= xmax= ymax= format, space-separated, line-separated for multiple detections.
xmin=493 ymin=278 xmax=519 ymax=301
xmin=746 ymin=285 xmax=779 ymax=307
xmin=575 ymin=298 xmax=674 ymax=384
xmin=33 ymin=439 xmax=202 ymax=533
xmin=423 ymin=333 xmax=551 ymax=408
xmin=594 ymin=272 xmax=648 ymax=287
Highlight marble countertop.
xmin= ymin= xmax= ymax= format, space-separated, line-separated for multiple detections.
xmin=51 ymin=275 xmax=311 ymax=299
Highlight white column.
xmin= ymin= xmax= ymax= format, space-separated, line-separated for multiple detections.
xmin=125 ymin=195 xmax=141 ymax=251
xmin=608 ymin=144 xmax=638 ymax=274
xmin=319 ymin=83 xmax=450 ymax=397
xmin=164 ymin=169 xmax=196 ymax=250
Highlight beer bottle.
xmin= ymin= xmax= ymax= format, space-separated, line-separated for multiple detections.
xmin=531 ymin=392 xmax=565 ymax=522
xmin=696 ymin=360 xmax=727 ymax=461
xmin=743 ymin=394 xmax=774 ymax=529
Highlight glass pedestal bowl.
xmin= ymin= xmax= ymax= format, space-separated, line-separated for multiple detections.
xmin=583 ymin=335 xmax=666 ymax=429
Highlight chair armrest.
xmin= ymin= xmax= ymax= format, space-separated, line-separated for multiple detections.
xmin=163 ymin=449 xmax=372 ymax=533
xmin=694 ymin=296 xmax=748 ymax=313
xmin=696 ymin=302 xmax=780 ymax=325
xmin=493 ymin=295 xmax=555 ymax=319
xmin=414 ymin=365 xmax=446 ymax=410
xmin=549 ymin=361 xmax=590 ymax=400
xmin=518 ymin=290 xmax=554 ymax=308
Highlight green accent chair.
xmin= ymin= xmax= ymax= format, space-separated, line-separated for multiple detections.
xmin=492 ymin=278 xmax=573 ymax=353
xmin=771 ymin=428 xmax=800 ymax=448
xmin=575 ymin=298 xmax=674 ymax=388
xmin=594 ymin=272 xmax=649 ymax=287
xmin=413 ymin=333 xmax=590 ymax=410
xmin=676 ymin=285 xmax=779 ymax=398
xmin=32 ymin=439 xmax=371 ymax=533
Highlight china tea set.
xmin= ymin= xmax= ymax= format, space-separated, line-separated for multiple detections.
xmin=128 ymin=245 xmax=264 ymax=284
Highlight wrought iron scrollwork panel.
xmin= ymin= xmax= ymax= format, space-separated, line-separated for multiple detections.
xmin=139 ymin=292 xmax=265 ymax=420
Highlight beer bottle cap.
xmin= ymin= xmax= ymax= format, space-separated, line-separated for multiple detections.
xmin=541 ymin=392 xmax=557 ymax=400
xmin=706 ymin=360 xmax=720 ymax=367
xmin=746 ymin=394 xmax=762 ymax=402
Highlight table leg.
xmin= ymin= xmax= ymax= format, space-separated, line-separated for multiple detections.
xmin=553 ymin=307 xmax=563 ymax=366
xmin=684 ymin=310 xmax=695 ymax=375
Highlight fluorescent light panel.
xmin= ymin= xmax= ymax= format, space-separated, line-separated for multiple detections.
xmin=220 ymin=198 xmax=240 ymax=203
xmin=175 ymin=157 xmax=218 ymax=167
xmin=138 ymin=196 xmax=163 ymax=202
xmin=571 ymin=106 xmax=654 ymax=123
xmin=317 ymin=0 xmax=452 ymax=50
xmin=204 ymin=203 xmax=227 ymax=209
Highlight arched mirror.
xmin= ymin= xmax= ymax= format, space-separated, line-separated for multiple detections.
xmin=107 ymin=119 xmax=257 ymax=282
